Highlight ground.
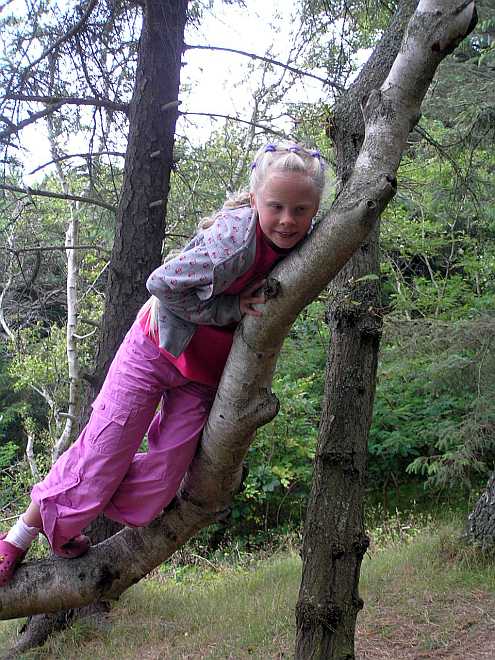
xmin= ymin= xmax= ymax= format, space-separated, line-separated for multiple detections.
xmin=357 ymin=590 xmax=495 ymax=659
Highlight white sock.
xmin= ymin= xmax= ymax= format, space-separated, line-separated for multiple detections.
xmin=5 ymin=515 xmax=40 ymax=551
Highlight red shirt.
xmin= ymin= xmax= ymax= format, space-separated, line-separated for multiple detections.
xmin=139 ymin=222 xmax=286 ymax=386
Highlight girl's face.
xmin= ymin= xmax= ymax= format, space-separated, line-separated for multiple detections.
xmin=250 ymin=171 xmax=320 ymax=250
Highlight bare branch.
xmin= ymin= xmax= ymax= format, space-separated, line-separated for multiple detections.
xmin=185 ymin=43 xmax=344 ymax=91
xmin=180 ymin=112 xmax=288 ymax=138
xmin=0 ymin=225 xmax=15 ymax=339
xmin=0 ymin=184 xmax=116 ymax=212
xmin=0 ymin=95 xmax=128 ymax=142
xmin=1 ymin=244 xmax=111 ymax=255
xmin=25 ymin=428 xmax=40 ymax=481
xmin=28 ymin=151 xmax=126 ymax=176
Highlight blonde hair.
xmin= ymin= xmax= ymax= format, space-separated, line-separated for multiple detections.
xmin=249 ymin=142 xmax=326 ymax=198
xmin=144 ymin=142 xmax=326 ymax=336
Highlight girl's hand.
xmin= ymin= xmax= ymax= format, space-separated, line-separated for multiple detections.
xmin=239 ymin=279 xmax=266 ymax=317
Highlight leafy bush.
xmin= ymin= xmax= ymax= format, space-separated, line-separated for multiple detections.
xmin=370 ymin=316 xmax=495 ymax=491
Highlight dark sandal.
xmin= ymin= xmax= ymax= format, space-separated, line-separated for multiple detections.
xmin=53 ymin=534 xmax=91 ymax=559
xmin=0 ymin=533 xmax=27 ymax=587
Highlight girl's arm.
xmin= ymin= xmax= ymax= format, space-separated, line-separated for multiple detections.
xmin=147 ymin=237 xmax=243 ymax=326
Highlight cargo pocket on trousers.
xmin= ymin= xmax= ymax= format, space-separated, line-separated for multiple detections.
xmin=88 ymin=393 xmax=133 ymax=455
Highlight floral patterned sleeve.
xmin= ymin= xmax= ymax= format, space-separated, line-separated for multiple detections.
xmin=146 ymin=233 xmax=242 ymax=326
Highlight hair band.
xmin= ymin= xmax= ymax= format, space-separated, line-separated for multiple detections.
xmin=264 ymin=144 xmax=277 ymax=152
xmin=288 ymin=145 xmax=300 ymax=153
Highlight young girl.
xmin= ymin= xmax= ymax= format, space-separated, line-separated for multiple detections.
xmin=0 ymin=141 xmax=325 ymax=586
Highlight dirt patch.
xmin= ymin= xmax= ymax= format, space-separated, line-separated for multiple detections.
xmin=356 ymin=590 xmax=495 ymax=659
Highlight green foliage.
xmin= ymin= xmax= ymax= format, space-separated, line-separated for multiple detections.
xmin=230 ymin=300 xmax=328 ymax=536
xmin=0 ymin=441 xmax=17 ymax=470
xmin=370 ymin=317 xmax=495 ymax=491
xmin=0 ymin=347 xmax=26 ymax=450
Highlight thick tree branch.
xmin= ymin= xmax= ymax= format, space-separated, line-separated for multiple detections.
xmin=185 ymin=43 xmax=344 ymax=91
xmin=0 ymin=184 xmax=116 ymax=212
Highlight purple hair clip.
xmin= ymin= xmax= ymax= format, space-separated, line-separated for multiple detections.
xmin=250 ymin=162 xmax=256 ymax=170
xmin=310 ymin=150 xmax=322 ymax=159
xmin=288 ymin=145 xmax=300 ymax=153
xmin=264 ymin=143 xmax=277 ymax=153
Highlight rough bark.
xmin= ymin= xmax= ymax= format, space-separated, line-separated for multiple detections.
xmin=295 ymin=1 xmax=477 ymax=659
xmin=466 ymin=473 xmax=495 ymax=550
xmin=92 ymin=0 xmax=187 ymax=391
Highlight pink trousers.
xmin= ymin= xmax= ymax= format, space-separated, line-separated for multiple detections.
xmin=31 ymin=321 xmax=216 ymax=553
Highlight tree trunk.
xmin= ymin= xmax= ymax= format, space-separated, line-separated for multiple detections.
xmin=93 ymin=0 xmax=187 ymax=392
xmin=7 ymin=0 xmax=188 ymax=654
xmin=466 ymin=473 xmax=495 ymax=550
xmin=294 ymin=1 xmax=477 ymax=658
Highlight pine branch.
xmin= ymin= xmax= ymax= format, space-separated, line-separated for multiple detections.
xmin=0 ymin=101 xmax=65 ymax=141
xmin=19 ymin=0 xmax=99 ymax=82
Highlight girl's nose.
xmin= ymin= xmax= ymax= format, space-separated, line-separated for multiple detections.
xmin=280 ymin=210 xmax=296 ymax=225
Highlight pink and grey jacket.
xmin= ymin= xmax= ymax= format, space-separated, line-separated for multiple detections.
xmin=146 ymin=204 xmax=258 ymax=357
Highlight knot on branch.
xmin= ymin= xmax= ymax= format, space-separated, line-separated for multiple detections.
xmin=234 ymin=390 xmax=279 ymax=430
xmin=95 ymin=564 xmax=121 ymax=594
xmin=316 ymin=449 xmax=360 ymax=477
xmin=264 ymin=276 xmax=281 ymax=300
xmin=296 ymin=598 xmax=343 ymax=632
xmin=354 ymin=535 xmax=370 ymax=560
xmin=361 ymin=89 xmax=395 ymax=124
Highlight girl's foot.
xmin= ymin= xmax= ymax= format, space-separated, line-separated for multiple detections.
xmin=0 ymin=533 xmax=27 ymax=587
xmin=53 ymin=534 xmax=91 ymax=559
xmin=0 ymin=531 xmax=91 ymax=587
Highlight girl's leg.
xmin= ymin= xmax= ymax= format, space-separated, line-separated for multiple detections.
xmin=104 ymin=379 xmax=216 ymax=526
xmin=30 ymin=322 xmax=175 ymax=554
xmin=23 ymin=500 xmax=42 ymax=529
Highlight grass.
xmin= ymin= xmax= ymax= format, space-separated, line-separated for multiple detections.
xmin=1 ymin=511 xmax=495 ymax=659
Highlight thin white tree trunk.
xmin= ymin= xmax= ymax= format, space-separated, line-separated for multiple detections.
xmin=0 ymin=0 xmax=476 ymax=620
xmin=47 ymin=116 xmax=82 ymax=461
xmin=25 ymin=426 xmax=40 ymax=481
xmin=52 ymin=200 xmax=81 ymax=461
